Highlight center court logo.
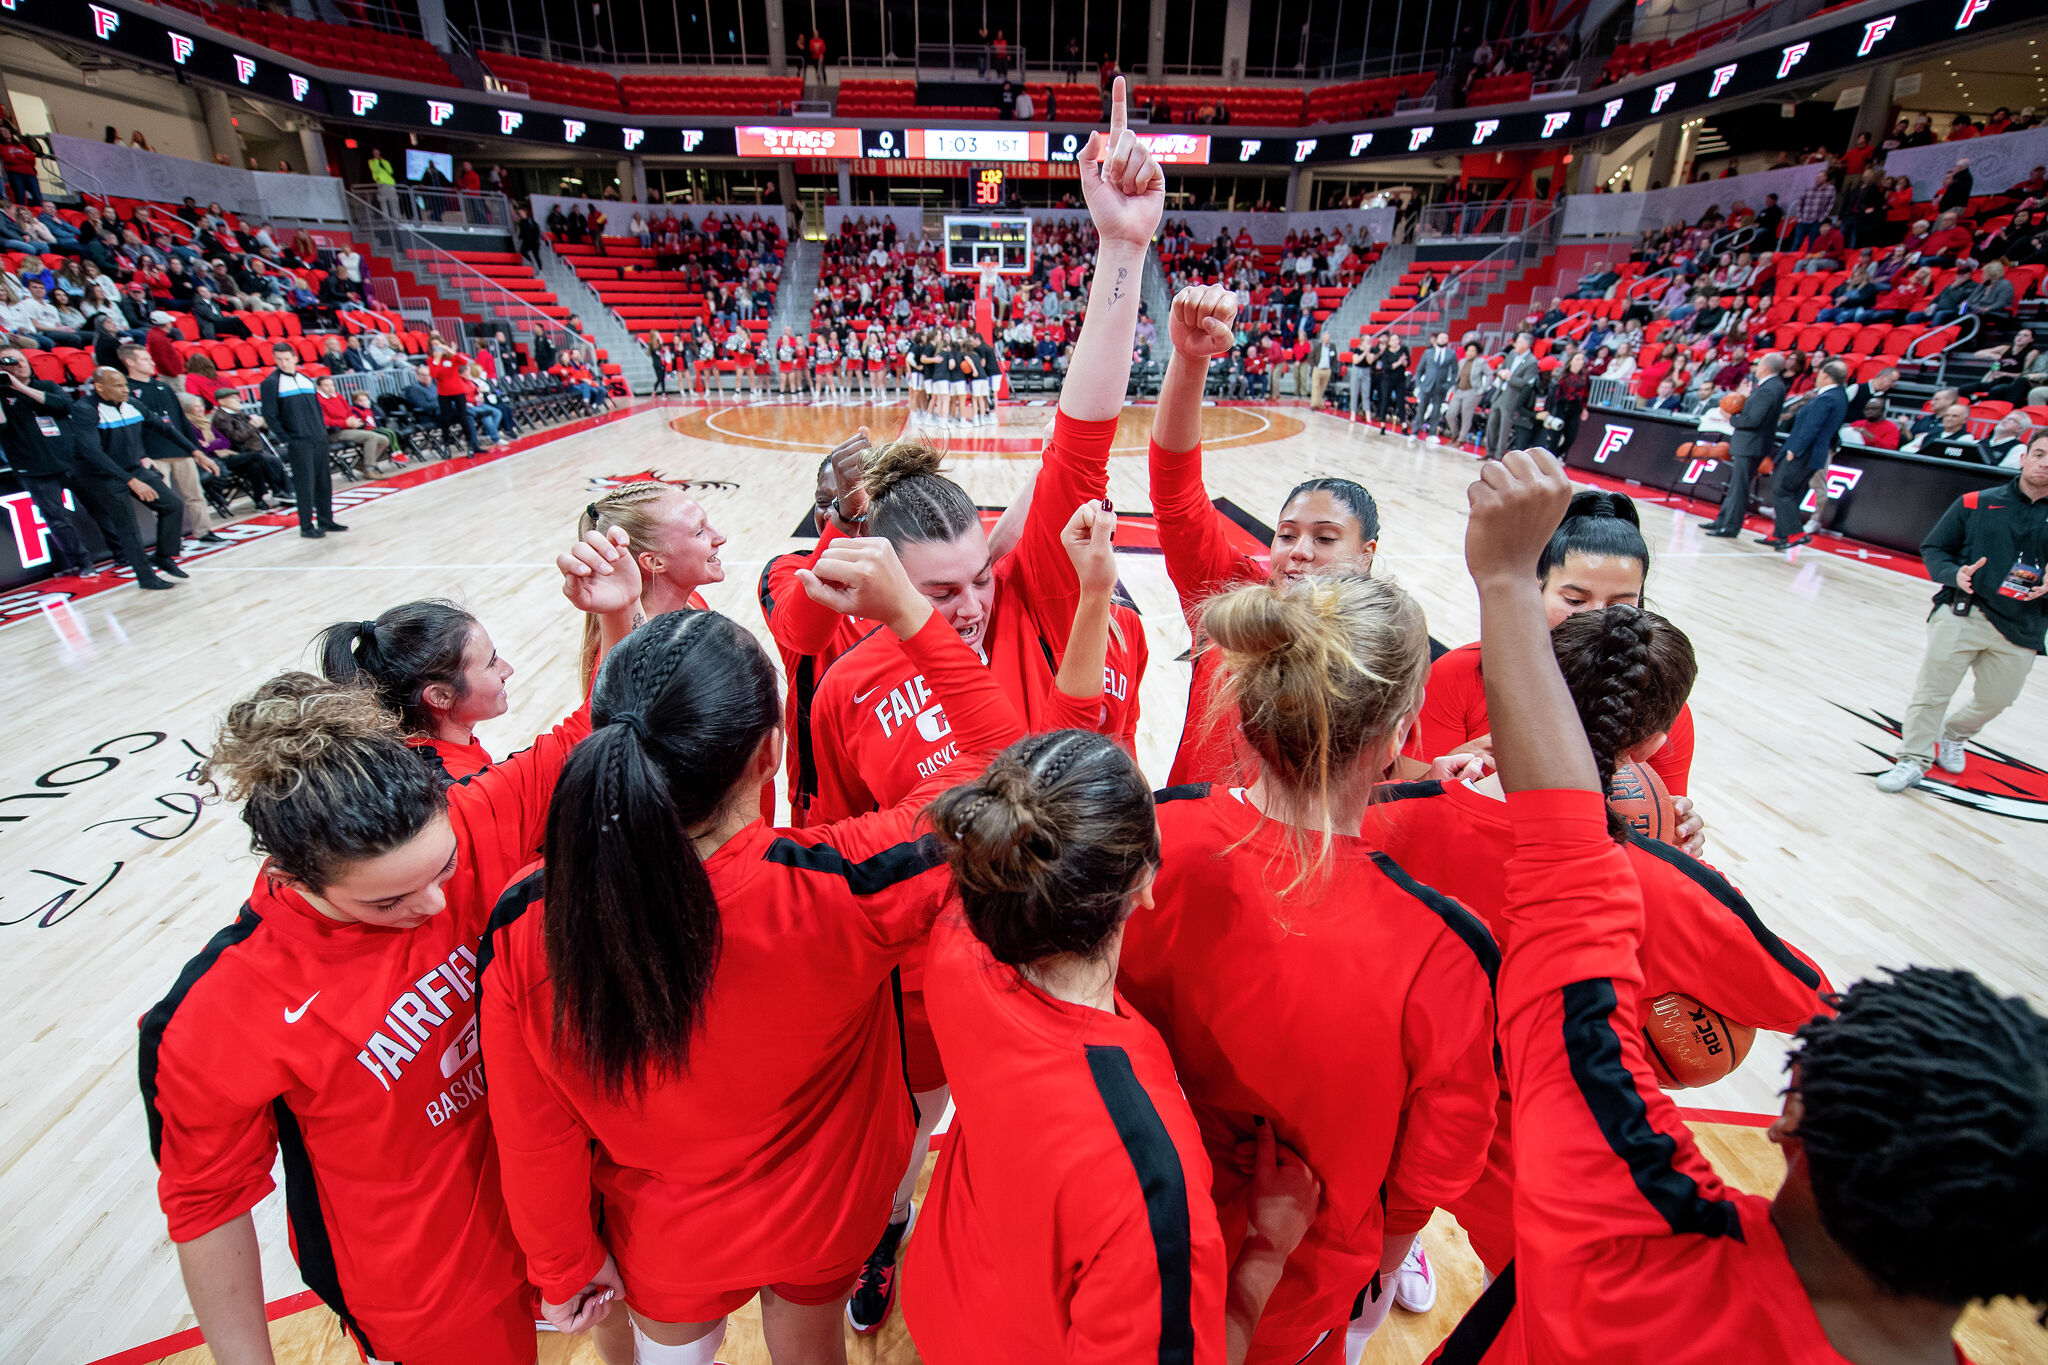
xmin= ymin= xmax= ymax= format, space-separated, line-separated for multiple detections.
xmin=1595 ymin=424 xmax=1635 ymax=462
xmin=1838 ymin=704 xmax=2048 ymax=821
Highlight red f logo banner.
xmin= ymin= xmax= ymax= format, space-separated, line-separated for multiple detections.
xmin=89 ymin=4 xmax=120 ymax=38
xmin=563 ymin=119 xmax=587 ymax=143
xmin=168 ymin=32 xmax=194 ymax=63
xmin=427 ymin=101 xmax=454 ymax=126
xmin=1541 ymin=111 xmax=1571 ymax=138
xmin=499 ymin=110 xmax=524 ymax=135
xmin=1776 ymin=42 xmax=1810 ymax=78
xmin=1709 ymin=63 xmax=1738 ymax=96
xmin=349 ymin=89 xmax=379 ymax=116
xmin=289 ymin=74 xmax=309 ymax=101
xmin=1954 ymin=0 xmax=1992 ymax=27
xmin=1408 ymin=125 xmax=1434 ymax=151
xmin=1858 ymin=15 xmax=1896 ymax=53
xmin=234 ymin=54 xmax=256 ymax=83
xmin=1350 ymin=132 xmax=1374 ymax=155
xmin=1595 ymin=424 xmax=1634 ymax=462
xmin=1472 ymin=119 xmax=1500 ymax=146
xmin=624 ymin=127 xmax=646 ymax=151
xmin=1651 ymin=81 xmax=1676 ymax=112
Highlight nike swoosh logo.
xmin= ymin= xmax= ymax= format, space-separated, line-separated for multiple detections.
xmin=284 ymin=991 xmax=320 ymax=1024
xmin=853 ymin=687 xmax=880 ymax=704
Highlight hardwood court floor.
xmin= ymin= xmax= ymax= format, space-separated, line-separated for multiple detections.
xmin=1 ymin=397 xmax=2040 ymax=1365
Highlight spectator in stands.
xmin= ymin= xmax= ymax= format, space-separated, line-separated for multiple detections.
xmin=1789 ymin=172 xmax=1840 ymax=252
xmin=630 ymin=211 xmax=650 ymax=248
xmin=1947 ymin=115 xmax=1978 ymax=142
xmin=1015 ymin=86 xmax=1035 ymax=120
xmin=808 ymin=31 xmax=828 ymax=77
xmin=514 ymin=206 xmax=543 ymax=272
xmin=1911 ymin=402 xmax=1986 ymax=460
xmin=0 ymin=126 xmax=41 ymax=207
xmin=1816 ymin=265 xmax=1879 ymax=323
xmin=586 ymin=203 xmax=608 ymax=256
xmin=181 ymin=351 xmax=226 ymax=410
xmin=1938 ymin=160 xmax=1976 ymax=214
xmin=182 ymin=390 xmax=281 ymax=511
xmin=466 ymin=360 xmax=516 ymax=442
xmin=1935 ymin=260 xmax=2016 ymax=334
xmin=1916 ymin=210 xmax=1977 ymax=266
xmin=184 ymin=285 xmax=240 ymax=341
xmin=1860 ymin=265 xmax=1932 ymax=324
xmin=563 ymin=204 xmax=587 ymax=245
xmin=426 ymin=338 xmax=484 ymax=454
xmin=346 ymin=390 xmax=405 ymax=459
xmin=1983 ymin=335 xmax=2048 ymax=405
xmin=1647 ymin=377 xmax=1685 ymax=412
xmin=315 ymin=374 xmax=392 ymax=476
xmin=1761 ymin=357 xmax=1851 ymax=547
xmin=1845 ymin=364 xmax=1899 ymax=417
xmin=363 ymin=332 xmax=404 ymax=370
xmin=400 ymin=364 xmax=440 ymax=421
xmin=1841 ymin=396 xmax=1904 ymax=451
xmin=1795 ymin=220 xmax=1847 ymax=273
xmin=554 ymin=347 xmax=609 ymax=410
xmin=1984 ymin=413 xmax=2033 ymax=467
xmin=144 ymin=311 xmax=188 ymax=384
xmin=120 ymin=342 xmax=219 ymax=541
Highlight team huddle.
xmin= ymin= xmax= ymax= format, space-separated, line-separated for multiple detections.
xmin=138 ymin=84 xmax=2045 ymax=1365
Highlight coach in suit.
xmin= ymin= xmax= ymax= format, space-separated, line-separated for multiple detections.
xmin=1761 ymin=358 xmax=1851 ymax=548
xmin=1413 ymin=331 xmax=1457 ymax=437
xmin=1485 ymin=333 xmax=1539 ymax=460
xmin=1705 ymin=352 xmax=1787 ymax=537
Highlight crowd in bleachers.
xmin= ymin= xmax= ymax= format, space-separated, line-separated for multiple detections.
xmin=1453 ymin=31 xmax=1579 ymax=106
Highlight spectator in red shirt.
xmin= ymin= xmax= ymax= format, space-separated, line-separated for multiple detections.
xmin=144 ymin=310 xmax=187 ymax=381
xmin=315 ymin=373 xmax=391 ymax=474
xmin=1843 ymin=396 xmax=1903 ymax=449
xmin=456 ymin=161 xmax=481 ymax=194
xmin=426 ymin=337 xmax=482 ymax=453
xmin=1840 ymin=132 xmax=1875 ymax=175
xmin=1917 ymin=210 xmax=1977 ymax=265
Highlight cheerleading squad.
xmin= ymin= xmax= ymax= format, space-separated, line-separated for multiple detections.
xmin=646 ymin=320 xmax=1003 ymax=426
xmin=140 ymin=82 xmax=2046 ymax=1365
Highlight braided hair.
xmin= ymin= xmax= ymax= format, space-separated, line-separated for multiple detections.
xmin=1550 ymin=606 xmax=1697 ymax=840
xmin=576 ymin=481 xmax=687 ymax=690
xmin=542 ymin=609 xmax=781 ymax=1097
xmin=1789 ymin=967 xmax=2048 ymax=1316
xmin=929 ymin=730 xmax=1158 ymax=968
xmin=862 ymin=441 xmax=980 ymax=552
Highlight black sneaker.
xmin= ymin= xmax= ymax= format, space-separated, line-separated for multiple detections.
xmin=320 ymin=522 xmax=349 ymax=532
xmin=846 ymin=1203 xmax=915 ymax=1335
xmin=154 ymin=559 xmax=189 ymax=579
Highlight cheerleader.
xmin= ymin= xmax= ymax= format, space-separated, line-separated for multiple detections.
xmin=808 ymin=333 xmax=833 ymax=405
xmin=317 ymin=600 xmax=512 ymax=785
xmin=1117 ymin=572 xmax=1500 ymax=1365
xmin=1369 ymin=603 xmax=1832 ymax=1281
xmin=720 ymin=328 xmax=750 ymax=399
xmin=1429 ymin=447 xmax=2046 ymax=1365
xmin=139 ymin=530 xmax=641 ymax=1365
xmin=777 ymin=329 xmax=800 ymax=397
xmin=1148 ymin=286 xmax=1384 ymax=787
xmin=576 ymin=481 xmax=727 ymax=688
xmin=1416 ymin=489 xmax=1704 ymax=846
xmin=478 ymin=543 xmax=1028 ymax=1365
xmin=752 ymin=332 xmax=775 ymax=403
xmin=865 ymin=331 xmax=887 ymax=404
xmin=904 ymin=330 xmax=925 ymax=416
xmin=689 ymin=325 xmax=715 ymax=401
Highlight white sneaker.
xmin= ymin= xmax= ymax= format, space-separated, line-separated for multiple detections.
xmin=1936 ymin=734 xmax=1967 ymax=774
xmin=1875 ymin=758 xmax=1927 ymax=793
xmin=1803 ymin=516 xmax=1821 ymax=534
xmin=1393 ymin=1242 xmax=1437 ymax=1313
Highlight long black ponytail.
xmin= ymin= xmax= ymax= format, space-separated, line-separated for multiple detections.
xmin=542 ymin=609 xmax=781 ymax=1097
xmin=316 ymin=600 xmax=477 ymax=736
xmin=1551 ymin=605 xmax=1697 ymax=840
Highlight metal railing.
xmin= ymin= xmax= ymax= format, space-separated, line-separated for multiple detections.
xmin=1362 ymin=205 xmax=1561 ymax=351
xmin=346 ymin=189 xmax=566 ymax=344
xmin=1310 ymin=46 xmax=1449 ymax=83
xmin=350 ymin=184 xmax=517 ymax=231
xmin=909 ymin=42 xmax=1029 ymax=79
xmin=1417 ymin=199 xmax=1555 ymax=240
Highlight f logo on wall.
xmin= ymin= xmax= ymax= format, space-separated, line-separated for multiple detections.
xmin=624 ymin=127 xmax=645 ymax=151
xmin=234 ymin=54 xmax=256 ymax=84
xmin=1651 ymin=82 xmax=1677 ymax=113
xmin=428 ymin=101 xmax=454 ymax=126
xmin=1408 ymin=126 xmax=1434 ymax=152
xmin=1350 ymin=133 xmax=1374 ymax=155
xmin=289 ymin=74 xmax=310 ymax=101
xmin=1709 ymin=63 xmax=1738 ymax=97
xmin=168 ymin=32 xmax=194 ymax=63
xmin=1294 ymin=138 xmax=1318 ymax=162
xmin=1954 ymin=0 xmax=1992 ymax=28
xmin=349 ymin=89 xmax=379 ymax=116
xmin=681 ymin=129 xmax=705 ymax=152
xmin=1595 ymin=424 xmax=1635 ymax=463
xmin=1776 ymin=42 xmax=1811 ymax=78
xmin=1471 ymin=120 xmax=1500 ymax=146
xmin=1600 ymin=99 xmax=1624 ymax=128
xmin=1238 ymin=139 xmax=1262 ymax=161
xmin=1858 ymin=15 xmax=1896 ymax=52
xmin=499 ymin=110 xmax=524 ymax=135
xmin=1541 ymin=111 xmax=1572 ymax=138
xmin=88 ymin=3 xmax=119 ymax=38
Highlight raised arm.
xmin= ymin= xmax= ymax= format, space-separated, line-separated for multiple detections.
xmin=1046 ymin=500 xmax=1118 ymax=731
xmin=1059 ymin=77 xmax=1162 ymax=425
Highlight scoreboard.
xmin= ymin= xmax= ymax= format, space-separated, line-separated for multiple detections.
xmin=943 ymin=215 xmax=1033 ymax=275
xmin=970 ymin=166 xmax=1008 ymax=207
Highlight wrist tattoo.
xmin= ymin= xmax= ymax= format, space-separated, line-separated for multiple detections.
xmin=1111 ymin=267 xmax=1127 ymax=304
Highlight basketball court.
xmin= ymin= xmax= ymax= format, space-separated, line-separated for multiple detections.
xmin=3 ymin=397 xmax=2043 ymax=1365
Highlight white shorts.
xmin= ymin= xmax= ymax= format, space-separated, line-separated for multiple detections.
xmin=947 ymin=380 xmax=967 ymax=396
xmin=969 ymin=378 xmax=991 ymax=397
xmin=909 ymin=372 xmax=924 ymax=390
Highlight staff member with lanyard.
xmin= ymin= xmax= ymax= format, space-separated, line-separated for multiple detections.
xmin=0 ymin=346 xmax=95 ymax=578
xmin=260 ymin=340 xmax=345 ymax=539
xmin=1876 ymin=433 xmax=2048 ymax=792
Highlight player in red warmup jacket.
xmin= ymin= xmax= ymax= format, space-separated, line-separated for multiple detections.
xmin=907 ymin=724 xmax=1321 ymax=1365
xmin=757 ymin=429 xmax=1039 ymax=827
xmin=138 ymin=529 xmax=643 ymax=1365
xmin=1147 ymin=285 xmax=1386 ymax=788
xmin=317 ymin=600 xmax=516 ymax=786
xmin=1430 ymin=447 xmax=2046 ymax=1365
xmin=1414 ymin=491 xmax=1703 ymax=843
xmin=575 ymin=480 xmax=726 ymax=689
xmin=1367 ymin=605 xmax=1834 ymax=1279
xmin=479 ymin=541 xmax=1030 ymax=1365
xmin=807 ymin=88 xmax=1162 ymax=1334
xmin=1118 ymin=572 xmax=1501 ymax=1365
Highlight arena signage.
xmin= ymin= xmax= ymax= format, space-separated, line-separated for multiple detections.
xmin=1 ymin=0 xmax=2027 ymax=165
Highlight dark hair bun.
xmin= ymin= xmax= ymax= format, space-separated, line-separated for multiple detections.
xmin=863 ymin=440 xmax=947 ymax=503
xmin=1563 ymin=489 xmax=1641 ymax=529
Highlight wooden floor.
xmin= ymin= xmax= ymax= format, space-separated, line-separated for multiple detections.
xmin=2 ymin=397 xmax=2042 ymax=1365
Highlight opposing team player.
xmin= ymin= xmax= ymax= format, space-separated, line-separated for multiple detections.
xmin=1430 ymin=446 xmax=2047 ymax=1365
xmin=138 ymin=527 xmax=642 ymax=1365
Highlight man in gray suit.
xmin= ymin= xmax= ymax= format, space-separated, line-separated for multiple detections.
xmin=1485 ymin=332 xmax=1539 ymax=460
xmin=1413 ymin=331 xmax=1456 ymax=439
xmin=1704 ymin=352 xmax=1787 ymax=537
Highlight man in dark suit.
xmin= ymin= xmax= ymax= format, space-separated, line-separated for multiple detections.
xmin=1412 ymin=331 xmax=1457 ymax=438
xmin=1761 ymin=358 xmax=1851 ymax=548
xmin=1486 ymin=332 xmax=1539 ymax=460
xmin=1706 ymin=352 xmax=1786 ymax=536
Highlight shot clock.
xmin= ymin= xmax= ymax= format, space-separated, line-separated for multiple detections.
xmin=971 ymin=167 xmax=1008 ymax=207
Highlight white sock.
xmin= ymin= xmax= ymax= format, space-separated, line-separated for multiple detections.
xmin=1343 ymin=1274 xmax=1396 ymax=1365
xmin=633 ymin=1318 xmax=726 ymax=1365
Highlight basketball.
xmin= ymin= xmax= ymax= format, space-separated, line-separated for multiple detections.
xmin=1608 ymin=759 xmax=1678 ymax=843
xmin=1719 ymin=393 xmax=1745 ymax=416
xmin=1641 ymin=992 xmax=1758 ymax=1089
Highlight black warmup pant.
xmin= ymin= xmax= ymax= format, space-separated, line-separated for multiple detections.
xmin=1711 ymin=452 xmax=1760 ymax=531
xmin=20 ymin=473 xmax=92 ymax=576
xmin=286 ymin=436 xmax=333 ymax=530
xmin=76 ymin=470 xmax=181 ymax=573
xmin=437 ymin=394 xmax=480 ymax=451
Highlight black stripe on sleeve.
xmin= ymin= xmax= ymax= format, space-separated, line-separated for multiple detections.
xmin=1430 ymin=1260 xmax=1518 ymax=1364
xmin=757 ymin=554 xmax=782 ymax=616
xmin=1368 ymin=851 xmax=1501 ymax=990
xmin=274 ymin=1097 xmax=378 ymax=1360
xmin=1561 ymin=977 xmax=1744 ymax=1240
xmin=1624 ymin=833 xmax=1822 ymax=992
xmin=764 ymin=831 xmax=946 ymax=895
xmin=1151 ymin=782 xmax=1214 ymax=806
xmin=474 ymin=863 xmax=546 ymax=986
xmin=1084 ymin=1044 xmax=1196 ymax=1365
xmin=1371 ymin=778 xmax=1447 ymax=804
xmin=413 ymin=743 xmax=458 ymax=791
xmin=138 ymin=903 xmax=262 ymax=1164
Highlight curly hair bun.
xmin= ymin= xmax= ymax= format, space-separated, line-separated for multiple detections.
xmin=932 ymin=762 xmax=1062 ymax=898
xmin=862 ymin=439 xmax=947 ymax=502
xmin=203 ymin=672 xmax=400 ymax=801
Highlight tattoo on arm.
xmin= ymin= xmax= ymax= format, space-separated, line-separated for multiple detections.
xmin=1111 ymin=267 xmax=1127 ymax=304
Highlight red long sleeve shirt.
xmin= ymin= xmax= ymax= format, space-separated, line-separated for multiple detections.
xmin=1146 ymin=437 xmax=1269 ymax=787
xmin=407 ymin=733 xmax=495 ymax=785
xmin=903 ymin=912 xmax=1228 ymax=1365
xmin=757 ymin=522 xmax=878 ymax=827
xmin=429 ymin=351 xmax=470 ymax=396
xmin=1366 ymin=776 xmax=1832 ymax=1273
xmin=1427 ymin=790 xmax=1959 ymax=1365
xmin=807 ymin=414 xmax=1148 ymax=827
xmin=1417 ymin=643 xmax=1696 ymax=795
xmin=138 ymin=702 xmax=591 ymax=1357
xmin=480 ymin=616 xmax=1024 ymax=1311
xmin=1117 ymin=784 xmax=1500 ymax=1353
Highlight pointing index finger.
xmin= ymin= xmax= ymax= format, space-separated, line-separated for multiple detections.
xmin=1110 ymin=75 xmax=1128 ymax=144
